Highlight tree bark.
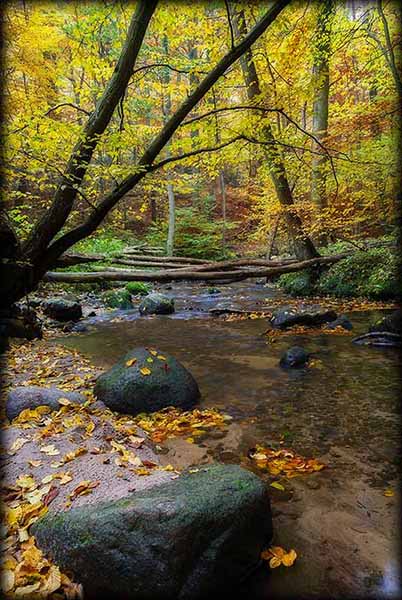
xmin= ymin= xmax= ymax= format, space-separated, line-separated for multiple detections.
xmin=232 ymin=9 xmax=319 ymax=261
xmin=311 ymin=0 xmax=334 ymax=213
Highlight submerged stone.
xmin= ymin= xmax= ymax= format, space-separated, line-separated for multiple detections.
xmin=279 ymin=346 xmax=309 ymax=369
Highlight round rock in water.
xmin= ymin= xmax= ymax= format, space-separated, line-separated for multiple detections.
xmin=280 ymin=346 xmax=309 ymax=369
xmin=33 ymin=464 xmax=273 ymax=600
xmin=94 ymin=347 xmax=200 ymax=415
xmin=6 ymin=386 xmax=86 ymax=421
xmin=138 ymin=292 xmax=174 ymax=315
xmin=325 ymin=314 xmax=353 ymax=331
xmin=42 ymin=298 xmax=82 ymax=321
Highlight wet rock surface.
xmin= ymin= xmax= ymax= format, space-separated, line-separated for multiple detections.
xmin=138 ymin=292 xmax=175 ymax=315
xmin=94 ymin=347 xmax=200 ymax=415
xmin=33 ymin=464 xmax=272 ymax=600
xmin=43 ymin=298 xmax=83 ymax=322
xmin=6 ymin=386 xmax=86 ymax=421
xmin=279 ymin=346 xmax=309 ymax=369
xmin=270 ymin=305 xmax=338 ymax=329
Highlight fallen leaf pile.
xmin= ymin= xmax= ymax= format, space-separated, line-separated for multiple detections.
xmin=261 ymin=546 xmax=297 ymax=568
xmin=223 ymin=311 xmax=270 ymax=322
xmin=134 ymin=406 xmax=231 ymax=443
xmin=249 ymin=444 xmax=326 ymax=478
xmin=1 ymin=471 xmax=83 ymax=599
xmin=265 ymin=324 xmax=353 ymax=342
xmin=263 ymin=297 xmax=398 ymax=313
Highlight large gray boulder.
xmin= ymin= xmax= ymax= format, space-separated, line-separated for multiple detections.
xmin=43 ymin=298 xmax=82 ymax=321
xmin=138 ymin=293 xmax=174 ymax=315
xmin=94 ymin=347 xmax=200 ymax=415
xmin=270 ymin=304 xmax=337 ymax=329
xmin=33 ymin=464 xmax=272 ymax=600
xmin=6 ymin=386 xmax=86 ymax=421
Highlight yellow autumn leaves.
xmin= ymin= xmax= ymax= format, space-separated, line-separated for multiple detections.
xmin=261 ymin=546 xmax=297 ymax=569
xmin=125 ymin=349 xmax=167 ymax=376
xmin=250 ymin=445 xmax=325 ymax=478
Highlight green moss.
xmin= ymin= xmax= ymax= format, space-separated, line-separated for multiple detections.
xmin=103 ymin=289 xmax=133 ymax=309
xmin=125 ymin=281 xmax=151 ymax=296
xmin=277 ymin=270 xmax=316 ymax=297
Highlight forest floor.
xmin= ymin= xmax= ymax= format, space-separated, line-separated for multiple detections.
xmin=1 ymin=281 xmax=400 ymax=599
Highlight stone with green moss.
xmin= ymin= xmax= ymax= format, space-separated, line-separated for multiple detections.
xmin=32 ymin=464 xmax=272 ymax=600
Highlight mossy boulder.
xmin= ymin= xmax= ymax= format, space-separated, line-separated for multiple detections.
xmin=138 ymin=292 xmax=174 ymax=315
xmin=33 ymin=464 xmax=272 ymax=600
xmin=42 ymin=298 xmax=82 ymax=321
xmin=94 ymin=347 xmax=200 ymax=415
xmin=103 ymin=289 xmax=133 ymax=310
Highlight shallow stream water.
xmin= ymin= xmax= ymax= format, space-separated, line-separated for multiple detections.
xmin=57 ymin=282 xmax=401 ymax=599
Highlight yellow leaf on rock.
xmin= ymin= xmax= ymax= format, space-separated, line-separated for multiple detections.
xmin=40 ymin=444 xmax=60 ymax=456
xmin=126 ymin=358 xmax=137 ymax=367
xmin=58 ymin=397 xmax=72 ymax=406
xmin=28 ymin=460 xmax=42 ymax=468
xmin=157 ymin=355 xmax=166 ymax=360
xmin=149 ymin=350 xmax=158 ymax=356
xmin=146 ymin=357 xmax=154 ymax=363
xmin=1 ymin=569 xmax=15 ymax=593
xmin=384 ymin=489 xmax=394 ymax=497
xmin=282 ymin=549 xmax=297 ymax=566
xmin=269 ymin=556 xmax=282 ymax=568
xmin=140 ymin=367 xmax=151 ymax=376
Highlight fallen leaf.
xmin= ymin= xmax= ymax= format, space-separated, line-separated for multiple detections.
xmin=140 ymin=367 xmax=151 ymax=376
xmin=125 ymin=358 xmax=137 ymax=367
xmin=270 ymin=482 xmax=285 ymax=491
xmin=40 ymin=444 xmax=60 ymax=456
xmin=384 ymin=489 xmax=394 ymax=497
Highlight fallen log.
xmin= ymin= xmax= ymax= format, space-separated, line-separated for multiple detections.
xmin=113 ymin=259 xmax=194 ymax=269
xmin=115 ymin=254 xmax=212 ymax=265
xmin=44 ymin=253 xmax=348 ymax=284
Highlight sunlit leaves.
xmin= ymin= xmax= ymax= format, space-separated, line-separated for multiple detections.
xmin=249 ymin=444 xmax=325 ymax=478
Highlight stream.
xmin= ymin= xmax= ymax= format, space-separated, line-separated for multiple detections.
xmin=57 ymin=281 xmax=401 ymax=599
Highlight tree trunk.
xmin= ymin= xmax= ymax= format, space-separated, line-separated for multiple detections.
xmin=311 ymin=0 xmax=334 ymax=214
xmin=166 ymin=183 xmax=175 ymax=256
xmin=232 ymin=9 xmax=319 ymax=261
xmin=220 ymin=171 xmax=227 ymax=251
xmin=1 ymin=1 xmax=291 ymax=310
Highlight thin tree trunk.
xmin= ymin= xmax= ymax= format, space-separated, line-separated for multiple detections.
xmin=311 ymin=0 xmax=334 ymax=213
xmin=220 ymin=171 xmax=227 ymax=251
xmin=266 ymin=215 xmax=280 ymax=259
xmin=166 ymin=183 xmax=175 ymax=256
xmin=232 ymin=9 xmax=319 ymax=261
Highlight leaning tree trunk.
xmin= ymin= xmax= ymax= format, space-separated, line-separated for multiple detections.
xmin=232 ymin=9 xmax=319 ymax=261
xmin=0 ymin=1 xmax=291 ymax=310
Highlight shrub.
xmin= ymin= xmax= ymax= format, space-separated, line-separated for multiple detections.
xmin=102 ymin=289 xmax=133 ymax=309
xmin=277 ymin=270 xmax=316 ymax=297
xmin=125 ymin=282 xmax=151 ymax=296
xmin=317 ymin=247 xmax=399 ymax=299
